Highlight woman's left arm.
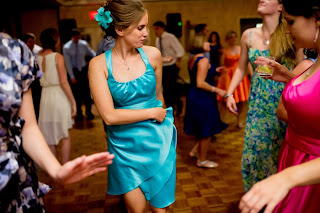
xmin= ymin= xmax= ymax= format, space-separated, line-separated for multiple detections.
xmin=19 ymin=90 xmax=114 ymax=184
xmin=239 ymin=158 xmax=320 ymax=213
xmin=145 ymin=46 xmax=166 ymax=108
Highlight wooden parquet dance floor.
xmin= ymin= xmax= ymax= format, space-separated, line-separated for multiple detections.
xmin=37 ymin=100 xmax=246 ymax=213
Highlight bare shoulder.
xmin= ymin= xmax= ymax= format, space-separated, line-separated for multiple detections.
xmin=89 ymin=54 xmax=108 ymax=76
xmin=198 ymin=56 xmax=209 ymax=66
xmin=240 ymin=28 xmax=255 ymax=48
xmin=241 ymin=28 xmax=251 ymax=41
xmin=56 ymin=53 xmax=64 ymax=63
xmin=141 ymin=45 xmax=161 ymax=60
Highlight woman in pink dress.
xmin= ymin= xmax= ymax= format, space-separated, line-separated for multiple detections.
xmin=239 ymin=0 xmax=320 ymax=212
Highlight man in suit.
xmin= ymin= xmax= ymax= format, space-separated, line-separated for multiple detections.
xmin=63 ymin=29 xmax=96 ymax=120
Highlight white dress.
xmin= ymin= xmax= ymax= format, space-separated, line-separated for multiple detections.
xmin=37 ymin=53 xmax=73 ymax=145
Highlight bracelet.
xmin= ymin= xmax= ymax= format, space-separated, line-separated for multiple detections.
xmin=224 ymin=94 xmax=233 ymax=98
xmin=211 ymin=87 xmax=215 ymax=93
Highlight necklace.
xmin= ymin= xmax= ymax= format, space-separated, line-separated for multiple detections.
xmin=114 ymin=48 xmax=130 ymax=72
xmin=263 ymin=38 xmax=270 ymax=45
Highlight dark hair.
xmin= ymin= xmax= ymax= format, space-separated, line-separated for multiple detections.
xmin=71 ymin=29 xmax=80 ymax=37
xmin=304 ymin=48 xmax=318 ymax=59
xmin=283 ymin=0 xmax=320 ymax=18
xmin=194 ymin=24 xmax=207 ymax=34
xmin=21 ymin=33 xmax=35 ymax=43
xmin=40 ymin=28 xmax=59 ymax=51
xmin=100 ymin=0 xmax=147 ymax=39
xmin=208 ymin=31 xmax=221 ymax=46
xmin=153 ymin=21 xmax=166 ymax=28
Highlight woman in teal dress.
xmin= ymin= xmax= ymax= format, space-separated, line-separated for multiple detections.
xmin=89 ymin=0 xmax=176 ymax=212
xmin=225 ymin=0 xmax=296 ymax=192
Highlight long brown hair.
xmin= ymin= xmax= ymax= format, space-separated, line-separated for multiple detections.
xmin=269 ymin=0 xmax=296 ymax=69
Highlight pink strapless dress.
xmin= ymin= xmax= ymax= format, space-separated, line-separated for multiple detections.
xmin=274 ymin=69 xmax=320 ymax=213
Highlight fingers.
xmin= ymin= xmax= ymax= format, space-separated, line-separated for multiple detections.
xmin=88 ymin=167 xmax=107 ymax=176
xmin=85 ymin=152 xmax=115 ymax=165
xmin=263 ymin=201 xmax=278 ymax=213
xmin=227 ymin=102 xmax=238 ymax=115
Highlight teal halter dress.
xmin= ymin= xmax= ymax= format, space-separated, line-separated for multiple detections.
xmin=104 ymin=48 xmax=177 ymax=208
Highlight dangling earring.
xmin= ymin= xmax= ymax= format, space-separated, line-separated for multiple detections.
xmin=314 ymin=27 xmax=319 ymax=43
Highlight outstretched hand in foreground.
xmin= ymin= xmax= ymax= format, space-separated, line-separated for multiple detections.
xmin=56 ymin=152 xmax=115 ymax=184
xmin=239 ymin=173 xmax=290 ymax=213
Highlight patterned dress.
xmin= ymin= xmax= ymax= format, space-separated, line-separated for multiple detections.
xmin=241 ymin=29 xmax=289 ymax=191
xmin=0 ymin=33 xmax=50 ymax=212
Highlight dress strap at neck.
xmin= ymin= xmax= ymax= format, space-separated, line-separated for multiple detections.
xmin=105 ymin=49 xmax=114 ymax=78
xmin=137 ymin=48 xmax=149 ymax=66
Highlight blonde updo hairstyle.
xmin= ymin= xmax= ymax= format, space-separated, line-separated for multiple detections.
xmin=189 ymin=35 xmax=207 ymax=55
xmin=101 ymin=0 xmax=147 ymax=39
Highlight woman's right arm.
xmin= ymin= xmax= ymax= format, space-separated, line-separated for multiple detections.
xmin=226 ymin=29 xmax=251 ymax=114
xmin=276 ymin=96 xmax=287 ymax=122
xmin=196 ymin=57 xmax=226 ymax=97
xmin=88 ymin=55 xmax=166 ymax=126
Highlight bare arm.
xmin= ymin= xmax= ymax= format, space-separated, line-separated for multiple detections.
xmin=88 ymin=49 xmax=166 ymax=126
xmin=19 ymin=89 xmax=114 ymax=184
xmin=226 ymin=29 xmax=250 ymax=95
xmin=219 ymin=48 xmax=225 ymax=66
xmin=239 ymin=157 xmax=320 ymax=213
xmin=225 ymin=29 xmax=250 ymax=114
xmin=255 ymin=57 xmax=313 ymax=83
xmin=276 ymin=96 xmax=287 ymax=122
xmin=152 ymin=47 xmax=166 ymax=107
xmin=56 ymin=53 xmax=76 ymax=117
xmin=196 ymin=57 xmax=226 ymax=97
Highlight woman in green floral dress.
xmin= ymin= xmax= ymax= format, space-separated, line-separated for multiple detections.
xmin=225 ymin=0 xmax=296 ymax=191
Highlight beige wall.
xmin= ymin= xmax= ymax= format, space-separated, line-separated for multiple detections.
xmin=21 ymin=9 xmax=59 ymax=46
xmin=59 ymin=0 xmax=260 ymax=50
xmin=59 ymin=0 xmax=261 ymax=82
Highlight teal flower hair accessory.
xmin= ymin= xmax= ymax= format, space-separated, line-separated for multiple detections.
xmin=95 ymin=7 xmax=113 ymax=30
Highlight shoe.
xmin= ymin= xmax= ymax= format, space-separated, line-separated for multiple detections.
xmin=86 ymin=113 xmax=94 ymax=120
xmin=196 ymin=160 xmax=219 ymax=168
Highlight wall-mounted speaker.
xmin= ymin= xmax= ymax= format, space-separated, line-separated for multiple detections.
xmin=59 ymin=19 xmax=77 ymax=44
xmin=166 ymin=13 xmax=182 ymax=38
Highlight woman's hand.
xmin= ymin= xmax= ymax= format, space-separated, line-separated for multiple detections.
xmin=71 ymin=103 xmax=77 ymax=118
xmin=226 ymin=96 xmax=238 ymax=115
xmin=55 ymin=152 xmax=115 ymax=185
xmin=255 ymin=57 xmax=291 ymax=83
xmin=151 ymin=107 xmax=167 ymax=123
xmin=215 ymin=88 xmax=227 ymax=98
xmin=216 ymin=66 xmax=226 ymax=73
xmin=239 ymin=173 xmax=290 ymax=213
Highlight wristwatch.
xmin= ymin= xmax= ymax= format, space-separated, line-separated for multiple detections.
xmin=224 ymin=94 xmax=233 ymax=98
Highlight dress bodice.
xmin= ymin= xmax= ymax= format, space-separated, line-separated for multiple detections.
xmin=189 ymin=56 xmax=216 ymax=87
xmin=248 ymin=48 xmax=270 ymax=71
xmin=225 ymin=48 xmax=240 ymax=68
xmin=105 ymin=48 xmax=159 ymax=109
xmin=37 ymin=53 xmax=60 ymax=87
xmin=282 ymin=69 xmax=320 ymax=155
